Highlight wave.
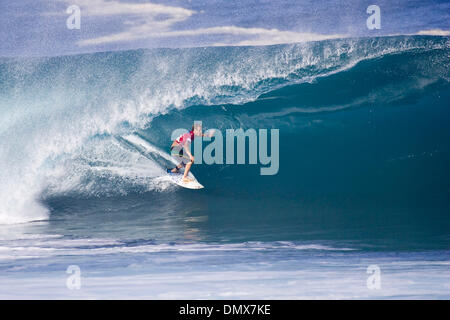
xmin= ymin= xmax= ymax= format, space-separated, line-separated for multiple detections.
xmin=0 ymin=35 xmax=449 ymax=224
xmin=0 ymin=234 xmax=355 ymax=262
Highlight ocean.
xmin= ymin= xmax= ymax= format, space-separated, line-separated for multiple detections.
xmin=0 ymin=35 xmax=449 ymax=299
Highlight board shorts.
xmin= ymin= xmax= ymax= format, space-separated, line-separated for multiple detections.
xmin=170 ymin=144 xmax=190 ymax=167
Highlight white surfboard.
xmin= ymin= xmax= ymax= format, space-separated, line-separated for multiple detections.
xmin=167 ymin=171 xmax=204 ymax=189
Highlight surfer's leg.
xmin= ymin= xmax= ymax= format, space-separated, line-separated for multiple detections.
xmin=182 ymin=160 xmax=194 ymax=182
xmin=169 ymin=145 xmax=185 ymax=173
xmin=170 ymin=163 xmax=184 ymax=173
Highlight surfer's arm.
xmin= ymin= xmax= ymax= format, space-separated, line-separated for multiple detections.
xmin=202 ymin=129 xmax=215 ymax=138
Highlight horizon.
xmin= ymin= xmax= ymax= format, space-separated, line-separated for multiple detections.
xmin=0 ymin=33 xmax=447 ymax=59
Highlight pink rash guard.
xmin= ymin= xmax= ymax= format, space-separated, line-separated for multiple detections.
xmin=175 ymin=130 xmax=195 ymax=146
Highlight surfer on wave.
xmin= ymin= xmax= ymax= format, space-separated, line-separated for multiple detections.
xmin=167 ymin=123 xmax=214 ymax=182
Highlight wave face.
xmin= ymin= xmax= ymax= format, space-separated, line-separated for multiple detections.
xmin=0 ymin=35 xmax=449 ymax=228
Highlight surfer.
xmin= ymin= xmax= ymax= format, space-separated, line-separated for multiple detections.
xmin=167 ymin=123 xmax=214 ymax=182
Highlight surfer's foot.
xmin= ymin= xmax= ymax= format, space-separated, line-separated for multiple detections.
xmin=182 ymin=176 xmax=192 ymax=183
xmin=168 ymin=167 xmax=179 ymax=173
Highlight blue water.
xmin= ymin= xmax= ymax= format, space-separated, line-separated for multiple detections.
xmin=0 ymin=36 xmax=449 ymax=299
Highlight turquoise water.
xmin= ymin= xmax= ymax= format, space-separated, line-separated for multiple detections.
xmin=0 ymin=36 xmax=449 ymax=298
